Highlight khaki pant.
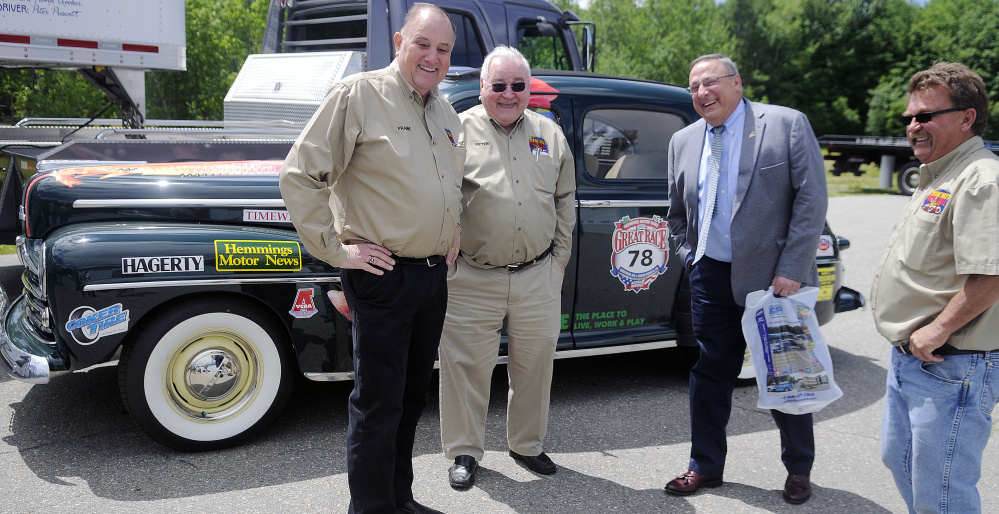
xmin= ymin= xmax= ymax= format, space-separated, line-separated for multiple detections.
xmin=439 ymin=253 xmax=563 ymax=460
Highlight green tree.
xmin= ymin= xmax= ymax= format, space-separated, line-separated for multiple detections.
xmin=585 ymin=0 xmax=733 ymax=85
xmin=724 ymin=0 xmax=917 ymax=136
xmin=146 ymin=0 xmax=268 ymax=120
xmin=866 ymin=0 xmax=999 ymax=138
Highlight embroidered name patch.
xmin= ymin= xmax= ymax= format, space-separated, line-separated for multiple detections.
xmin=529 ymin=136 xmax=549 ymax=156
xmin=922 ymin=188 xmax=951 ymax=214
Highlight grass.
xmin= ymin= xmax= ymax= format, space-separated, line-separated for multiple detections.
xmin=0 ymin=245 xmax=14 ymax=255
xmin=825 ymin=161 xmax=899 ymax=197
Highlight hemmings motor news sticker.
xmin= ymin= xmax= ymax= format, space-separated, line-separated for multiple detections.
xmin=290 ymin=289 xmax=318 ymax=319
xmin=65 ymin=303 xmax=129 ymax=345
xmin=610 ymin=215 xmax=670 ymax=293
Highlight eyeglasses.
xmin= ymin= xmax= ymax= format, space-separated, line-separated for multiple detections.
xmin=900 ymin=107 xmax=966 ymax=125
xmin=687 ymin=74 xmax=736 ymax=94
xmin=491 ymin=82 xmax=527 ymax=93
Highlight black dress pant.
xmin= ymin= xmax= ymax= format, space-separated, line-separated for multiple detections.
xmin=341 ymin=262 xmax=448 ymax=514
xmin=687 ymin=256 xmax=814 ymax=478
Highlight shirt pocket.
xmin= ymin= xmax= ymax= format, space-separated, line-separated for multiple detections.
xmin=895 ymin=213 xmax=946 ymax=272
xmin=451 ymin=146 xmax=467 ymax=187
xmin=532 ymin=157 xmax=558 ymax=195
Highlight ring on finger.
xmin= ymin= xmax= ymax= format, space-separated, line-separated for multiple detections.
xmin=368 ymin=256 xmax=375 ymax=264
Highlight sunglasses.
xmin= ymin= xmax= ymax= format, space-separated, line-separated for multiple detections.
xmin=900 ymin=107 xmax=965 ymax=125
xmin=491 ymin=82 xmax=527 ymax=93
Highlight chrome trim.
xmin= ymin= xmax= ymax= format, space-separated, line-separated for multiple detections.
xmin=20 ymin=272 xmax=42 ymax=301
xmin=303 ymin=372 xmax=356 ymax=382
xmin=550 ymin=340 xmax=677 ymax=359
xmin=73 ymin=198 xmax=287 ymax=209
xmin=0 ymin=290 xmax=50 ymax=384
xmin=83 ymin=275 xmax=341 ymax=292
xmin=1 ymin=341 xmax=49 ymax=384
xmin=579 ymin=199 xmax=669 ymax=208
xmin=302 ymin=340 xmax=679 ymax=382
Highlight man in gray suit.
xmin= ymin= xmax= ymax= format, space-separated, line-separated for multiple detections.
xmin=664 ymin=54 xmax=827 ymax=504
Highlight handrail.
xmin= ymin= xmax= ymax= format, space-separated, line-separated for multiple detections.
xmin=14 ymin=118 xmax=228 ymax=128
xmin=94 ymin=128 xmax=303 ymax=140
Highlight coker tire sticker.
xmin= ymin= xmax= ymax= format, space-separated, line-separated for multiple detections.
xmin=65 ymin=303 xmax=130 ymax=345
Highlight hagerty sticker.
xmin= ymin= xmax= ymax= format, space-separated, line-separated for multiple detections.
xmin=214 ymin=240 xmax=301 ymax=271
xmin=65 ymin=303 xmax=129 ymax=345
xmin=610 ymin=215 xmax=670 ymax=293
xmin=122 ymin=256 xmax=204 ymax=274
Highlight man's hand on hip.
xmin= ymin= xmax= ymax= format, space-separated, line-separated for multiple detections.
xmin=342 ymin=243 xmax=395 ymax=275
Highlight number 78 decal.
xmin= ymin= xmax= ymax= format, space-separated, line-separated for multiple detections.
xmin=609 ymin=216 xmax=671 ymax=293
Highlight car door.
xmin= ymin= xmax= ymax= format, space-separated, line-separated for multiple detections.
xmin=568 ymin=94 xmax=695 ymax=349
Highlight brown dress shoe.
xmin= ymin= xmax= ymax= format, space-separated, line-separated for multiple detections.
xmin=664 ymin=470 xmax=723 ymax=496
xmin=783 ymin=474 xmax=812 ymax=504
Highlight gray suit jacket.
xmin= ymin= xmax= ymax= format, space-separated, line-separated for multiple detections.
xmin=666 ymin=100 xmax=827 ymax=305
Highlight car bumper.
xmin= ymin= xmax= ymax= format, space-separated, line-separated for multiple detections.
xmin=0 ymin=292 xmax=63 ymax=384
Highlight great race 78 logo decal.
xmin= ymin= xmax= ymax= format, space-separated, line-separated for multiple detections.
xmin=610 ymin=215 xmax=671 ymax=292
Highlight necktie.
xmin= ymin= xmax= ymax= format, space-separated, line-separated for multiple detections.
xmin=694 ymin=125 xmax=724 ymax=263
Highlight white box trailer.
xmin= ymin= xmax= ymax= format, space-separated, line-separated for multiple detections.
xmin=0 ymin=0 xmax=185 ymax=70
xmin=0 ymin=0 xmax=186 ymax=126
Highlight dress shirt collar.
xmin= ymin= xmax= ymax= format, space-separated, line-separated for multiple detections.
xmin=389 ymin=60 xmax=442 ymax=107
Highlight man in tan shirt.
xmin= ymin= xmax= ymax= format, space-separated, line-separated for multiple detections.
xmin=439 ymin=46 xmax=575 ymax=489
xmin=873 ymin=62 xmax=999 ymax=513
xmin=279 ymin=4 xmax=462 ymax=514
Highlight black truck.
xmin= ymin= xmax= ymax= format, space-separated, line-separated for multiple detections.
xmin=0 ymin=70 xmax=864 ymax=451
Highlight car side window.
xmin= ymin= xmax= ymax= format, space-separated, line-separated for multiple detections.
xmin=582 ymin=109 xmax=685 ymax=180
xmin=517 ymin=22 xmax=572 ymax=70
xmin=447 ymin=12 xmax=486 ymax=68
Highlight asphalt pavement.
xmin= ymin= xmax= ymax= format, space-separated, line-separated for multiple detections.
xmin=1 ymin=194 xmax=997 ymax=513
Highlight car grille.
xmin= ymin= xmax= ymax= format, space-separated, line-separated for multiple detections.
xmin=16 ymin=237 xmax=55 ymax=344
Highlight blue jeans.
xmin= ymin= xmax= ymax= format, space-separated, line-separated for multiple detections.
xmin=882 ymin=347 xmax=999 ymax=513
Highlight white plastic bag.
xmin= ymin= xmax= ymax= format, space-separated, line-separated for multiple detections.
xmin=741 ymin=286 xmax=843 ymax=415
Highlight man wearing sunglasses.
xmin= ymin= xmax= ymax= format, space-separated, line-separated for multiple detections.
xmin=665 ymin=54 xmax=827 ymax=504
xmin=438 ymin=45 xmax=575 ymax=489
xmin=873 ymin=62 xmax=999 ymax=513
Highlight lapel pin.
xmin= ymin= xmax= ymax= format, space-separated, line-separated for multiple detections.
xmin=749 ymin=131 xmax=756 ymax=139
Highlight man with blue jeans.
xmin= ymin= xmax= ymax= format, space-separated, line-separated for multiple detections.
xmin=873 ymin=61 xmax=999 ymax=513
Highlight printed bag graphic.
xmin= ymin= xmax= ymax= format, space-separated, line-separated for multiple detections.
xmin=741 ymin=287 xmax=843 ymax=415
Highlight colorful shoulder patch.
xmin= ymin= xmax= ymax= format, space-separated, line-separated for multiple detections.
xmin=922 ymin=188 xmax=951 ymax=215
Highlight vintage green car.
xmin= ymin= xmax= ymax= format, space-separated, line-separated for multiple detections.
xmin=0 ymin=71 xmax=863 ymax=451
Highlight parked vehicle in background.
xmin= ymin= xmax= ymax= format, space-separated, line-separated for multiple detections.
xmin=819 ymin=134 xmax=999 ymax=195
xmin=0 ymin=70 xmax=865 ymax=451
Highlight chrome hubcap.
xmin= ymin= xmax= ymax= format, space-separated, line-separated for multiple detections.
xmin=185 ymin=349 xmax=241 ymax=401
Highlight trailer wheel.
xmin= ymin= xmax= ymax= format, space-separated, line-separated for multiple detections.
xmin=897 ymin=161 xmax=921 ymax=196
xmin=119 ymin=298 xmax=293 ymax=451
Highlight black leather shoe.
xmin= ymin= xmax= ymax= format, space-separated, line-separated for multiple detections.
xmin=783 ymin=474 xmax=812 ymax=504
xmin=449 ymin=455 xmax=478 ymax=489
xmin=509 ymin=450 xmax=557 ymax=475
xmin=396 ymin=499 xmax=445 ymax=514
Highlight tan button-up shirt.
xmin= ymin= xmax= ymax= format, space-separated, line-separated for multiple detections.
xmin=872 ymin=136 xmax=999 ymax=351
xmin=458 ymin=105 xmax=576 ymax=268
xmin=279 ymin=61 xmax=465 ymax=266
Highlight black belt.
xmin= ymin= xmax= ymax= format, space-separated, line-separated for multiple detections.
xmin=393 ymin=254 xmax=445 ymax=267
xmin=503 ymin=247 xmax=553 ymax=272
xmin=895 ymin=342 xmax=995 ymax=356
